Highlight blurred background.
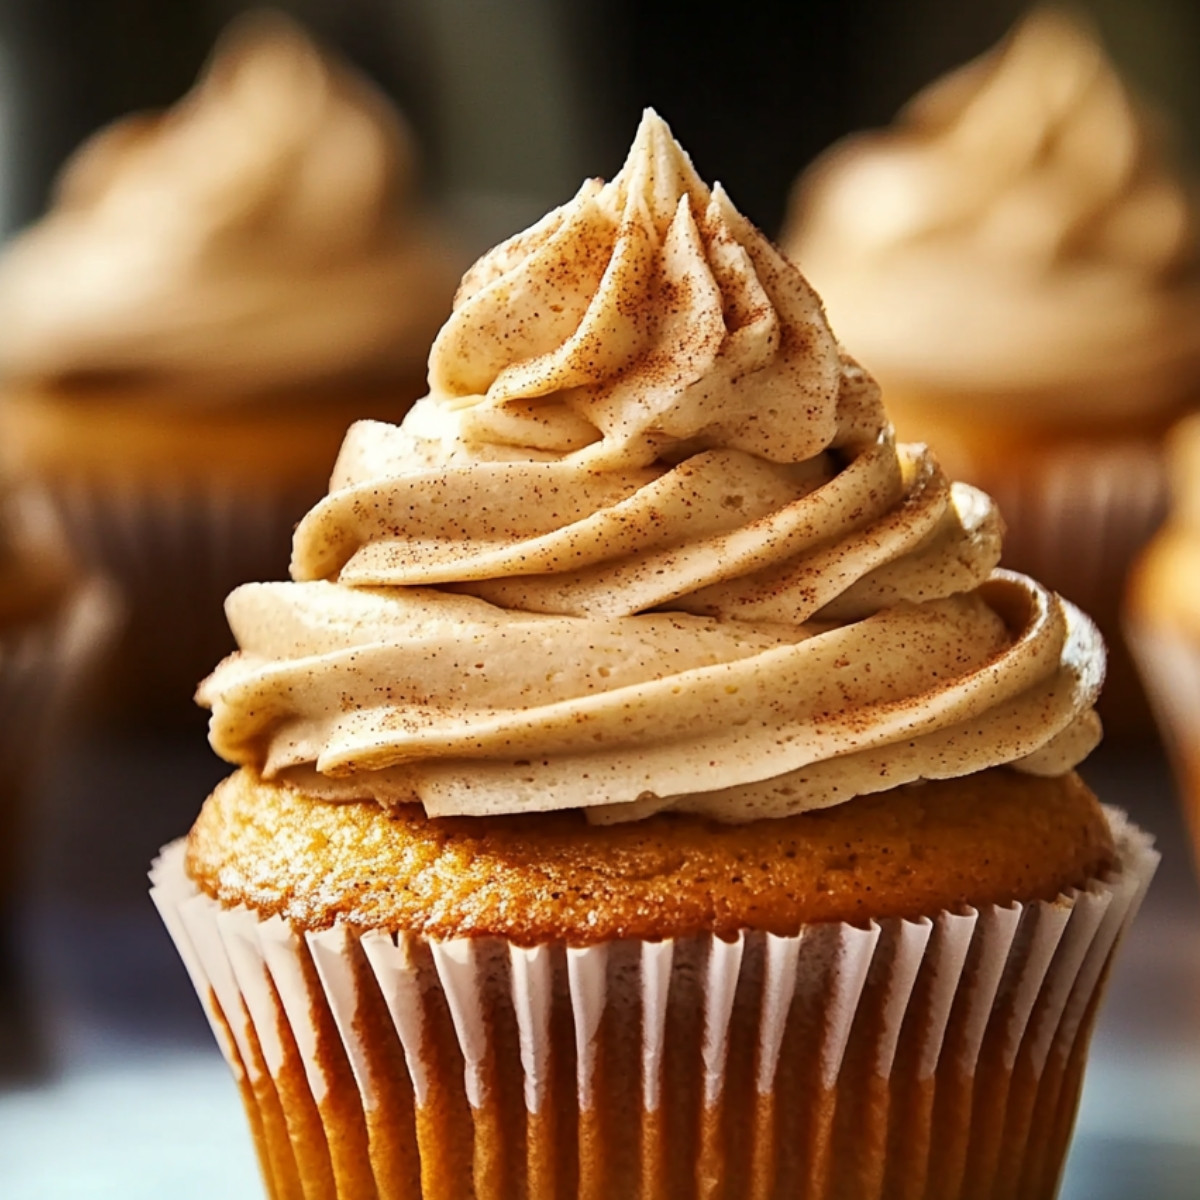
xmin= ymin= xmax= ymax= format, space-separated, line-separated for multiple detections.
xmin=1 ymin=2 xmax=1199 ymax=1197
xmin=2 ymin=0 xmax=1199 ymax=244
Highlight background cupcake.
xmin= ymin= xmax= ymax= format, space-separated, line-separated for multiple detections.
xmin=0 ymin=483 xmax=116 ymax=1066
xmin=154 ymin=113 xmax=1156 ymax=1199
xmin=0 ymin=11 xmax=462 ymax=723
xmin=0 ymin=484 xmax=116 ymax=867
xmin=1128 ymin=412 xmax=1200 ymax=868
xmin=782 ymin=8 xmax=1200 ymax=737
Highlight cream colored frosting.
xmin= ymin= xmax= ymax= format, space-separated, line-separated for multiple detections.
xmin=199 ymin=111 xmax=1104 ymax=823
xmin=784 ymin=9 xmax=1200 ymax=423
xmin=0 ymin=12 xmax=459 ymax=395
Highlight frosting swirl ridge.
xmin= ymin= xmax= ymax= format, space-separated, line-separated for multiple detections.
xmin=199 ymin=111 xmax=1104 ymax=823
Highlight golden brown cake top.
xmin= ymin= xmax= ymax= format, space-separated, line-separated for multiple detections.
xmin=0 ymin=12 xmax=460 ymax=397
xmin=186 ymin=766 xmax=1116 ymax=943
xmin=198 ymin=112 xmax=1106 ymax=825
xmin=784 ymin=9 xmax=1200 ymax=421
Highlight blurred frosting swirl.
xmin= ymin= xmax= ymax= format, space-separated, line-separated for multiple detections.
xmin=0 ymin=12 xmax=458 ymax=395
xmin=784 ymin=9 xmax=1200 ymax=423
xmin=199 ymin=111 xmax=1104 ymax=823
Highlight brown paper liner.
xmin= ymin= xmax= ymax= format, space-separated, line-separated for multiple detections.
xmin=961 ymin=438 xmax=1168 ymax=740
xmin=1126 ymin=620 xmax=1200 ymax=866
xmin=0 ymin=577 xmax=118 ymax=904
xmin=31 ymin=476 xmax=316 ymax=724
xmin=151 ymin=810 xmax=1156 ymax=1200
xmin=5 ymin=374 xmax=431 ymax=725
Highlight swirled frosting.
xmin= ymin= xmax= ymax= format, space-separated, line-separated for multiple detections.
xmin=784 ymin=9 xmax=1200 ymax=423
xmin=199 ymin=111 xmax=1105 ymax=823
xmin=0 ymin=12 xmax=459 ymax=395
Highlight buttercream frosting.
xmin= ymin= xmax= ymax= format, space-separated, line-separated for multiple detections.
xmin=0 ymin=12 xmax=459 ymax=395
xmin=784 ymin=9 xmax=1200 ymax=423
xmin=199 ymin=111 xmax=1104 ymax=823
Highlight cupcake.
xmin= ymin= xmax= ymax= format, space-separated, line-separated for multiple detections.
xmin=0 ymin=485 xmax=115 ymax=941
xmin=1128 ymin=413 xmax=1200 ymax=862
xmin=153 ymin=112 xmax=1156 ymax=1199
xmin=0 ymin=11 xmax=461 ymax=720
xmin=782 ymin=9 xmax=1200 ymax=737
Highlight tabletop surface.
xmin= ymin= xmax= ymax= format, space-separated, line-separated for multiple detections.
xmin=2 ymin=731 xmax=1198 ymax=1199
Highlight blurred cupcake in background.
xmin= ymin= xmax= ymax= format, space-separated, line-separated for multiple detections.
xmin=1128 ymin=413 xmax=1200 ymax=867
xmin=0 ymin=10 xmax=462 ymax=723
xmin=782 ymin=8 xmax=1200 ymax=736
xmin=0 ymin=484 xmax=115 ymax=835
xmin=0 ymin=484 xmax=116 ymax=1064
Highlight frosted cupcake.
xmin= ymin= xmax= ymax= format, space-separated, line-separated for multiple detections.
xmin=0 ymin=486 xmax=115 ymax=922
xmin=0 ymin=12 xmax=460 ymax=719
xmin=1128 ymin=413 xmax=1200 ymax=865
xmin=783 ymin=9 xmax=1200 ymax=736
xmin=153 ymin=112 xmax=1155 ymax=1199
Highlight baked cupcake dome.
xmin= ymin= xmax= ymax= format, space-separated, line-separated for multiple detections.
xmin=187 ymin=767 xmax=1115 ymax=943
xmin=155 ymin=111 xmax=1155 ymax=1200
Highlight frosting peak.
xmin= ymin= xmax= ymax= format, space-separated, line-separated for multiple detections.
xmin=427 ymin=111 xmax=842 ymax=470
xmin=784 ymin=10 xmax=1200 ymax=418
xmin=0 ymin=12 xmax=459 ymax=394
xmin=199 ymin=113 xmax=1105 ymax=823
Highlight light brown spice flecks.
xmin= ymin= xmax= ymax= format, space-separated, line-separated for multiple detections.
xmin=197 ymin=110 xmax=1106 ymax=824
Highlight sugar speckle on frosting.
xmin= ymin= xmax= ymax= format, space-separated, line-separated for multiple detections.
xmin=198 ymin=110 xmax=1105 ymax=823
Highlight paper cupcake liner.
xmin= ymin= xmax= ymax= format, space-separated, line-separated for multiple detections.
xmin=32 ymin=475 xmax=320 ymax=720
xmin=1126 ymin=619 xmax=1200 ymax=854
xmin=980 ymin=439 xmax=1168 ymax=738
xmin=0 ymin=576 xmax=120 ymax=897
xmin=152 ymin=808 xmax=1156 ymax=1200
xmin=986 ymin=438 xmax=1166 ymax=618
xmin=0 ymin=575 xmax=120 ymax=769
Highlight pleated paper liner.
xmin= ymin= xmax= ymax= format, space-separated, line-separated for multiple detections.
xmin=151 ymin=808 xmax=1156 ymax=1200
xmin=981 ymin=437 xmax=1168 ymax=741
xmin=33 ymin=475 xmax=318 ymax=727
xmin=0 ymin=575 xmax=119 ymax=868
xmin=1127 ymin=619 xmax=1200 ymax=868
xmin=0 ymin=578 xmax=118 ymax=780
